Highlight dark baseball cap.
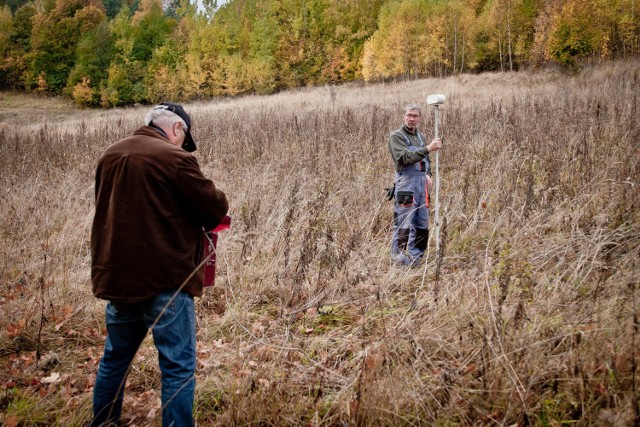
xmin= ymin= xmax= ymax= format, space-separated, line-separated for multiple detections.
xmin=156 ymin=102 xmax=196 ymax=152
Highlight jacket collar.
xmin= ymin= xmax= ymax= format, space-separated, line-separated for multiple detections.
xmin=402 ymin=125 xmax=417 ymax=135
xmin=133 ymin=125 xmax=171 ymax=142
xmin=148 ymin=123 xmax=169 ymax=139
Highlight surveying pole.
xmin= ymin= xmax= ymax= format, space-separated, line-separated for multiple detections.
xmin=426 ymin=94 xmax=445 ymax=259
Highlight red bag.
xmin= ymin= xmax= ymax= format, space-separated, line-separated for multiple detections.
xmin=425 ymin=179 xmax=430 ymax=209
xmin=203 ymin=215 xmax=231 ymax=287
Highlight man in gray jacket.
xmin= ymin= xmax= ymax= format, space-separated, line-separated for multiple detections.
xmin=388 ymin=104 xmax=442 ymax=266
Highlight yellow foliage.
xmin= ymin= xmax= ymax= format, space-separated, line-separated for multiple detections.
xmin=72 ymin=77 xmax=93 ymax=106
xmin=99 ymin=85 xmax=118 ymax=107
xmin=0 ymin=6 xmax=12 ymax=43
xmin=246 ymin=57 xmax=277 ymax=94
xmin=361 ymin=0 xmax=462 ymax=81
xmin=36 ymin=72 xmax=48 ymax=93
xmin=223 ymin=54 xmax=250 ymax=96
xmin=132 ymin=0 xmax=163 ymax=24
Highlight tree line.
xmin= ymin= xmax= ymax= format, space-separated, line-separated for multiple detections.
xmin=0 ymin=0 xmax=637 ymax=107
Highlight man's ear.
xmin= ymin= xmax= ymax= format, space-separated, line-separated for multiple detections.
xmin=172 ymin=122 xmax=182 ymax=137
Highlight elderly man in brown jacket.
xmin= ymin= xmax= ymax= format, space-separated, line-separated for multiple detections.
xmin=90 ymin=102 xmax=228 ymax=427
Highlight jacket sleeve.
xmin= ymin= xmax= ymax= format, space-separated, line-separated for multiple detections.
xmin=388 ymin=131 xmax=429 ymax=171
xmin=174 ymin=155 xmax=229 ymax=230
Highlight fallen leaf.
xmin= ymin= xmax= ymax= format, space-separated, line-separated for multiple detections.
xmin=41 ymin=372 xmax=61 ymax=384
xmin=6 ymin=325 xmax=16 ymax=337
xmin=19 ymin=353 xmax=35 ymax=366
xmin=61 ymin=384 xmax=73 ymax=398
xmin=86 ymin=374 xmax=96 ymax=388
xmin=364 ymin=354 xmax=379 ymax=371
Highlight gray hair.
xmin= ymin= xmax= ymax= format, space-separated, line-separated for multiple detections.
xmin=403 ymin=104 xmax=422 ymax=115
xmin=144 ymin=106 xmax=188 ymax=130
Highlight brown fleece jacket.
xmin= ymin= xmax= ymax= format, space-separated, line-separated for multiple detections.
xmin=91 ymin=126 xmax=229 ymax=302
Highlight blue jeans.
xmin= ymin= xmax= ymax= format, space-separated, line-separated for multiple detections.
xmin=91 ymin=290 xmax=196 ymax=427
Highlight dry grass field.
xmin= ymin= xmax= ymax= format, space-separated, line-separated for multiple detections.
xmin=0 ymin=58 xmax=638 ymax=426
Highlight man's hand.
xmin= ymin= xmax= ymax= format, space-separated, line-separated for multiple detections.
xmin=427 ymin=138 xmax=443 ymax=153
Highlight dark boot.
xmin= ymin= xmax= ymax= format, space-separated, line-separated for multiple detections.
xmin=398 ymin=228 xmax=410 ymax=252
xmin=415 ymin=228 xmax=428 ymax=253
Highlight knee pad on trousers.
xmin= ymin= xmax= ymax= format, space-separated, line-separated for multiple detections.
xmin=415 ymin=228 xmax=428 ymax=252
xmin=398 ymin=228 xmax=410 ymax=251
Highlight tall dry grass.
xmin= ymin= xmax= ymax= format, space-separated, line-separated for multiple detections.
xmin=0 ymin=58 xmax=638 ymax=426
